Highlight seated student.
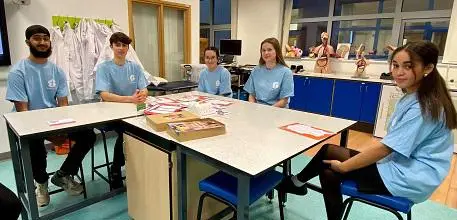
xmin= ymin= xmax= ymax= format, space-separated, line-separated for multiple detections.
xmin=5 ymin=25 xmax=96 ymax=207
xmin=243 ymin=38 xmax=294 ymax=108
xmin=197 ymin=47 xmax=232 ymax=97
xmin=95 ymin=32 xmax=148 ymax=189
xmin=0 ymin=182 xmax=23 ymax=219
xmin=278 ymin=41 xmax=457 ymax=220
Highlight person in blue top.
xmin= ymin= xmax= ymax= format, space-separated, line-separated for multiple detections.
xmin=278 ymin=41 xmax=457 ymax=220
xmin=95 ymin=32 xmax=148 ymax=189
xmin=244 ymin=37 xmax=294 ymax=108
xmin=5 ymin=25 xmax=96 ymax=207
xmin=198 ymin=47 xmax=232 ymax=97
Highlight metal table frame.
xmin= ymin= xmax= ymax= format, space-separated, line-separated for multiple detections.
xmin=176 ymin=129 xmax=349 ymax=220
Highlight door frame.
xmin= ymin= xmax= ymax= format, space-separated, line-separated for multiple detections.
xmin=128 ymin=0 xmax=191 ymax=78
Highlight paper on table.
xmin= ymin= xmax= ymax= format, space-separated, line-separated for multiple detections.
xmin=286 ymin=124 xmax=332 ymax=137
xmin=48 ymin=118 xmax=76 ymax=126
xmin=279 ymin=123 xmax=335 ymax=140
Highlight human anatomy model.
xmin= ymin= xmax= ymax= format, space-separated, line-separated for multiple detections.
xmin=310 ymin=32 xmax=334 ymax=74
xmin=352 ymin=44 xmax=369 ymax=79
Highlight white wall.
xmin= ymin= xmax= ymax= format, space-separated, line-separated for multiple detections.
xmin=236 ymin=0 xmax=284 ymax=65
xmin=0 ymin=0 xmax=130 ymax=154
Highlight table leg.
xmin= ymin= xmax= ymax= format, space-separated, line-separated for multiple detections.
xmin=20 ymin=138 xmax=40 ymax=219
xmin=237 ymin=174 xmax=250 ymax=220
xmin=177 ymin=146 xmax=187 ymax=220
xmin=340 ymin=129 xmax=349 ymax=147
xmin=7 ymin=125 xmax=28 ymax=220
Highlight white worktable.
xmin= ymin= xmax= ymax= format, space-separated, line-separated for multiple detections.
xmin=122 ymin=92 xmax=356 ymax=220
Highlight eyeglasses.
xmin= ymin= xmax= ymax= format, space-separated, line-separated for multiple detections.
xmin=205 ymin=57 xmax=217 ymax=60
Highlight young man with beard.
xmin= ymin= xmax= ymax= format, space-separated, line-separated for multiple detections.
xmin=5 ymin=25 xmax=96 ymax=207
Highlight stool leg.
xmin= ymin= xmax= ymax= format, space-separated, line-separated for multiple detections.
xmin=197 ymin=193 xmax=207 ymax=220
xmin=267 ymin=190 xmax=274 ymax=202
xmin=79 ymin=165 xmax=87 ymax=199
xmin=342 ymin=199 xmax=354 ymax=220
xmin=101 ymin=131 xmax=112 ymax=190
xmin=91 ymin=147 xmax=95 ymax=181
xmin=407 ymin=211 xmax=411 ymax=220
xmin=278 ymin=190 xmax=285 ymax=220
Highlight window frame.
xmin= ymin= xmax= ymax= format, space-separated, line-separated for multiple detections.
xmin=282 ymin=0 xmax=453 ymax=60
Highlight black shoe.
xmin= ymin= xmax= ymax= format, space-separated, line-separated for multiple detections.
xmin=276 ymin=176 xmax=308 ymax=196
xmin=110 ymin=167 xmax=124 ymax=189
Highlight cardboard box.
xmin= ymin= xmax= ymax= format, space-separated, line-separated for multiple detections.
xmin=166 ymin=118 xmax=226 ymax=142
xmin=146 ymin=111 xmax=200 ymax=131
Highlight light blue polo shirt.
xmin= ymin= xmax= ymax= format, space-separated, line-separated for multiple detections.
xmin=243 ymin=64 xmax=294 ymax=107
xmin=6 ymin=59 xmax=68 ymax=111
xmin=198 ymin=65 xmax=232 ymax=97
xmin=378 ymin=92 xmax=453 ymax=203
xmin=95 ymin=60 xmax=148 ymax=96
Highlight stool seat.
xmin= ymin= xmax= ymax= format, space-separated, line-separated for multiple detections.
xmin=341 ymin=180 xmax=414 ymax=213
xmin=199 ymin=170 xmax=283 ymax=205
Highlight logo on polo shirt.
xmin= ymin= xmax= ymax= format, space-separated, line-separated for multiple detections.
xmin=272 ymin=82 xmax=279 ymax=89
xmin=47 ymin=79 xmax=56 ymax=88
xmin=216 ymin=80 xmax=220 ymax=87
xmin=130 ymin=75 xmax=136 ymax=82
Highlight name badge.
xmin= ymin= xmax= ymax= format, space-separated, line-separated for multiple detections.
xmin=216 ymin=80 xmax=220 ymax=87
xmin=130 ymin=75 xmax=136 ymax=82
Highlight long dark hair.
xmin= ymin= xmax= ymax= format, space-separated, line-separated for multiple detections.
xmin=259 ymin=38 xmax=288 ymax=67
xmin=390 ymin=41 xmax=457 ymax=129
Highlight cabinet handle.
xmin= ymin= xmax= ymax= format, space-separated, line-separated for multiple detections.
xmin=365 ymin=85 xmax=368 ymax=92
xmin=360 ymin=85 xmax=362 ymax=93
xmin=308 ymin=80 xmax=311 ymax=85
xmin=304 ymin=79 xmax=307 ymax=86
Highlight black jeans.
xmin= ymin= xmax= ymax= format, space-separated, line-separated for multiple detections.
xmin=111 ymin=126 xmax=125 ymax=171
xmin=0 ymin=182 xmax=23 ymax=220
xmin=296 ymin=144 xmax=391 ymax=220
xmin=29 ymin=129 xmax=96 ymax=183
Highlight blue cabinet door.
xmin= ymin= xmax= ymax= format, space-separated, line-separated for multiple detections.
xmin=331 ymin=80 xmax=363 ymax=121
xmin=289 ymin=76 xmax=307 ymax=111
xmin=359 ymin=82 xmax=382 ymax=123
xmin=304 ymin=77 xmax=334 ymax=115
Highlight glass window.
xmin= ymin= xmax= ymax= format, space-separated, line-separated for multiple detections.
xmin=288 ymin=22 xmax=328 ymax=57
xmin=402 ymin=0 xmax=454 ymax=12
xmin=213 ymin=0 xmax=231 ymax=25
xmin=402 ymin=20 xmax=449 ymax=55
xmin=200 ymin=0 xmax=210 ymax=25
xmin=215 ymin=30 xmax=231 ymax=49
xmin=331 ymin=19 xmax=393 ymax=59
xmin=334 ymin=0 xmax=396 ymax=16
xmin=291 ymin=0 xmax=329 ymax=19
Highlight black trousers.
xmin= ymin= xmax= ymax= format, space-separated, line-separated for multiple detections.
xmin=0 ymin=182 xmax=23 ymax=220
xmin=296 ymin=144 xmax=391 ymax=220
xmin=111 ymin=126 xmax=125 ymax=170
xmin=29 ymin=129 xmax=96 ymax=184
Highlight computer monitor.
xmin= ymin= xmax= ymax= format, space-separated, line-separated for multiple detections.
xmin=220 ymin=39 xmax=242 ymax=56
xmin=0 ymin=0 xmax=11 ymax=66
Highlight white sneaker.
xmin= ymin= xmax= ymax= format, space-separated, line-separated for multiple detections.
xmin=35 ymin=181 xmax=50 ymax=207
xmin=51 ymin=174 xmax=84 ymax=196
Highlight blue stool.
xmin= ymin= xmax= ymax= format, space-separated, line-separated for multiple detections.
xmin=340 ymin=180 xmax=414 ymax=220
xmin=197 ymin=170 xmax=285 ymax=220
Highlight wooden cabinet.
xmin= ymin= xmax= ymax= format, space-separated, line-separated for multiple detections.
xmin=124 ymin=134 xmax=225 ymax=220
